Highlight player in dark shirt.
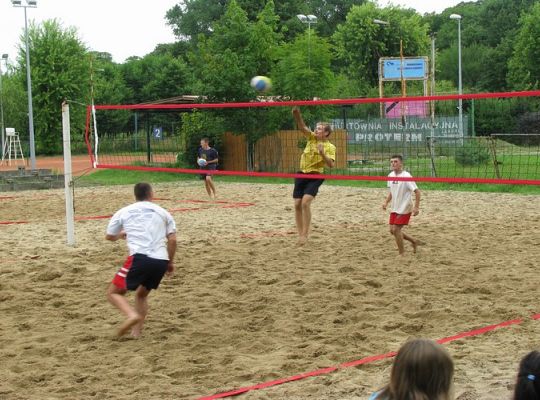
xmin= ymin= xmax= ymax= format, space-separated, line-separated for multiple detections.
xmin=197 ymin=137 xmax=218 ymax=199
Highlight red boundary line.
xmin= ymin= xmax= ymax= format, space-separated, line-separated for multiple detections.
xmin=95 ymin=164 xmax=540 ymax=186
xmin=198 ymin=314 xmax=533 ymax=400
xmin=0 ymin=202 xmax=256 ymax=225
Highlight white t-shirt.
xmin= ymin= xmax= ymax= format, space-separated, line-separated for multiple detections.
xmin=107 ymin=201 xmax=176 ymax=260
xmin=387 ymin=170 xmax=418 ymax=215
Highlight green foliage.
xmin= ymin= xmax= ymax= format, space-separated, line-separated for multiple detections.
xmin=274 ymin=32 xmax=334 ymax=100
xmin=18 ymin=19 xmax=88 ymax=154
xmin=455 ymin=141 xmax=490 ymax=166
xmin=1 ymin=70 xmax=27 ymax=139
xmin=507 ymin=2 xmax=540 ymax=90
xmin=332 ymin=3 xmax=430 ymax=88
xmin=121 ymin=53 xmax=193 ymax=104
xmin=437 ymin=44 xmax=499 ymax=91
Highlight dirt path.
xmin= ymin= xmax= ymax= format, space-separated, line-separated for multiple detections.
xmin=0 ymin=154 xmax=94 ymax=176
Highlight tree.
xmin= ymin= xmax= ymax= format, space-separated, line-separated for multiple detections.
xmin=1 ymin=70 xmax=28 ymax=141
xmin=307 ymin=0 xmax=368 ymax=37
xmin=121 ymin=53 xmax=193 ymax=104
xmin=333 ymin=3 xmax=430 ymax=90
xmin=507 ymin=2 xmax=540 ymax=90
xmin=437 ymin=43 xmax=498 ymax=91
xmin=426 ymin=0 xmax=537 ymax=91
xmin=89 ymin=53 xmax=133 ymax=135
xmin=16 ymin=19 xmax=88 ymax=154
xmin=166 ymin=0 xmax=311 ymax=42
xmin=188 ymin=0 xmax=283 ymax=169
xmin=274 ymin=32 xmax=334 ymax=100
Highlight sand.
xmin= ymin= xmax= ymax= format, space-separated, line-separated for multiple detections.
xmin=0 ymin=181 xmax=539 ymax=400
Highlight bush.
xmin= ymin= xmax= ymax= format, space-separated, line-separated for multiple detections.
xmin=455 ymin=141 xmax=491 ymax=166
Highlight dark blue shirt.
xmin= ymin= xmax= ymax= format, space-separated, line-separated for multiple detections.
xmin=198 ymin=147 xmax=218 ymax=170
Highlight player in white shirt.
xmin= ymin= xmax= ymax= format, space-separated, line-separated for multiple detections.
xmin=105 ymin=183 xmax=177 ymax=337
xmin=382 ymin=155 xmax=421 ymax=255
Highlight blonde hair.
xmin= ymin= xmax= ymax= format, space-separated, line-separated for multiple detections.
xmin=378 ymin=339 xmax=454 ymax=400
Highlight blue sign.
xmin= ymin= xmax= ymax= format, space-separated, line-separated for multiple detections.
xmin=153 ymin=127 xmax=163 ymax=139
xmin=382 ymin=58 xmax=427 ymax=80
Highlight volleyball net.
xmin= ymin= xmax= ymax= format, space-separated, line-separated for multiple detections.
xmin=84 ymin=91 xmax=540 ymax=185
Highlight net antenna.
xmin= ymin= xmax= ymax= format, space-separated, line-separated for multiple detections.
xmin=90 ymin=58 xmax=102 ymax=168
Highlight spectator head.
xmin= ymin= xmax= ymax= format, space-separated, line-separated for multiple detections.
xmin=514 ymin=351 xmax=540 ymax=400
xmin=378 ymin=338 xmax=454 ymax=400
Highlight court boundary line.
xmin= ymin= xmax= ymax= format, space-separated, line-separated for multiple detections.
xmin=197 ymin=314 xmax=537 ymax=400
xmin=0 ymin=200 xmax=256 ymax=225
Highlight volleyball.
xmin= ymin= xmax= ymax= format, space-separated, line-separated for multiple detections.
xmin=197 ymin=158 xmax=207 ymax=167
xmin=250 ymin=75 xmax=272 ymax=92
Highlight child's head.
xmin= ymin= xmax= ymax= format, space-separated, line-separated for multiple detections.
xmin=380 ymin=338 xmax=454 ymax=400
xmin=514 ymin=351 xmax=540 ymax=400
xmin=314 ymin=122 xmax=332 ymax=138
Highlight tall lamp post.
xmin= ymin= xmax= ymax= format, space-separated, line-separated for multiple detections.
xmin=450 ymin=13 xmax=463 ymax=137
xmin=297 ymin=14 xmax=318 ymax=72
xmin=0 ymin=54 xmax=8 ymax=156
xmin=12 ymin=0 xmax=37 ymax=170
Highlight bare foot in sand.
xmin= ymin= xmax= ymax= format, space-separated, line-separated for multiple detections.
xmin=297 ymin=236 xmax=308 ymax=246
xmin=117 ymin=315 xmax=142 ymax=337
xmin=130 ymin=327 xmax=142 ymax=338
xmin=412 ymin=240 xmax=425 ymax=254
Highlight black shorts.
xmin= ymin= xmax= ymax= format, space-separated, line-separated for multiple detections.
xmin=293 ymin=172 xmax=325 ymax=199
xmin=199 ymin=165 xmax=217 ymax=180
xmin=113 ymin=254 xmax=169 ymax=291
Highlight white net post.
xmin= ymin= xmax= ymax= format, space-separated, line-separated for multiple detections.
xmin=62 ymin=101 xmax=76 ymax=246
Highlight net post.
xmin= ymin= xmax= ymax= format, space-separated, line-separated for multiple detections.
xmin=62 ymin=101 xmax=76 ymax=246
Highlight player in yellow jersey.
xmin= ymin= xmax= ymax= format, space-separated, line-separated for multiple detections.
xmin=292 ymin=107 xmax=336 ymax=245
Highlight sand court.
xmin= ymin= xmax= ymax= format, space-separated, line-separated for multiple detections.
xmin=0 ymin=181 xmax=539 ymax=399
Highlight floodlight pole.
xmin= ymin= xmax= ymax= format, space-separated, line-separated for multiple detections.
xmin=13 ymin=0 xmax=38 ymax=170
xmin=450 ymin=14 xmax=463 ymax=137
xmin=297 ymin=14 xmax=318 ymax=94
xmin=0 ymin=54 xmax=7 ymax=155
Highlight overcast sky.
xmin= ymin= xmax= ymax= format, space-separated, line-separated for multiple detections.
xmin=0 ymin=0 xmax=473 ymax=66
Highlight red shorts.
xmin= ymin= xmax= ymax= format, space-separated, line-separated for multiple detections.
xmin=389 ymin=212 xmax=411 ymax=225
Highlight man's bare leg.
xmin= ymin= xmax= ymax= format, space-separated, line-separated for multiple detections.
xmin=206 ymin=177 xmax=216 ymax=199
xmin=392 ymin=225 xmax=406 ymax=255
xmin=204 ymin=179 xmax=213 ymax=198
xmin=294 ymin=198 xmax=305 ymax=244
xmin=131 ymin=285 xmax=150 ymax=338
xmin=106 ymin=283 xmax=142 ymax=337
xmin=402 ymin=232 xmax=421 ymax=253
xmin=299 ymin=195 xmax=314 ymax=245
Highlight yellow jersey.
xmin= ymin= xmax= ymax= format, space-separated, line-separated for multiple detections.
xmin=300 ymin=133 xmax=336 ymax=174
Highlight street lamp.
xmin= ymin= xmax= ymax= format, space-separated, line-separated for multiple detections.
xmin=0 ymin=54 xmax=8 ymax=156
xmin=450 ymin=13 xmax=463 ymax=137
xmin=12 ymin=0 xmax=37 ymax=170
xmin=297 ymin=14 xmax=317 ymax=72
